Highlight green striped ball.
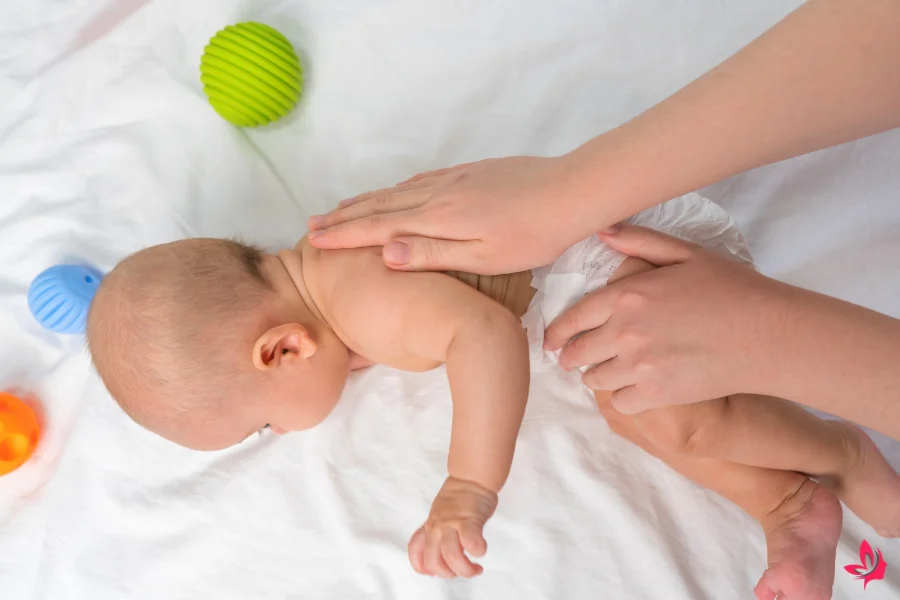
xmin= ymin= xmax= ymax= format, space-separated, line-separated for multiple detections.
xmin=200 ymin=22 xmax=303 ymax=127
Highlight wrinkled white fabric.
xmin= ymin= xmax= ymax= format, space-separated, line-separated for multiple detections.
xmin=2 ymin=2 xmax=899 ymax=600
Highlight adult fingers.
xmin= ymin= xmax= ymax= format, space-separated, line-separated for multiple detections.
xmin=336 ymin=176 xmax=443 ymax=210
xmin=408 ymin=527 xmax=427 ymax=574
xmin=383 ymin=236 xmax=484 ymax=272
xmin=557 ymin=326 xmax=618 ymax=372
xmin=307 ymin=212 xmax=409 ymax=249
xmin=609 ymin=385 xmax=654 ymax=416
xmin=313 ymin=188 xmax=428 ymax=230
xmin=440 ymin=529 xmax=480 ymax=577
xmin=580 ymin=357 xmax=633 ymax=392
xmin=424 ymin=531 xmax=455 ymax=578
xmin=397 ymin=164 xmax=465 ymax=186
xmin=599 ymin=225 xmax=698 ymax=267
xmin=543 ymin=288 xmax=617 ymax=352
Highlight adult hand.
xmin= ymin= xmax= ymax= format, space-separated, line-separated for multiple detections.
xmin=543 ymin=225 xmax=787 ymax=415
xmin=307 ymin=156 xmax=595 ymax=275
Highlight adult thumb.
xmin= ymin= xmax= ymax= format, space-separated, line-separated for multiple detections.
xmin=382 ymin=236 xmax=479 ymax=272
xmin=598 ymin=225 xmax=697 ymax=267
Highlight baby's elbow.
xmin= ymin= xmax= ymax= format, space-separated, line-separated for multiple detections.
xmin=448 ymin=303 xmax=529 ymax=365
xmin=479 ymin=305 xmax=528 ymax=347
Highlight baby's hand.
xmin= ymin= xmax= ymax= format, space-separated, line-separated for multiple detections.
xmin=408 ymin=477 xmax=498 ymax=578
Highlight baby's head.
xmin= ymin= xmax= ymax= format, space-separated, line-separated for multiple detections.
xmin=87 ymin=239 xmax=349 ymax=450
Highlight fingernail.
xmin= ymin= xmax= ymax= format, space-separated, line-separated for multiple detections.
xmin=384 ymin=241 xmax=410 ymax=265
xmin=309 ymin=215 xmax=324 ymax=229
xmin=600 ymin=224 xmax=619 ymax=235
xmin=308 ymin=230 xmax=321 ymax=239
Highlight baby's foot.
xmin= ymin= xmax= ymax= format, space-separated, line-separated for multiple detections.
xmin=755 ymin=479 xmax=842 ymax=600
xmin=828 ymin=422 xmax=900 ymax=538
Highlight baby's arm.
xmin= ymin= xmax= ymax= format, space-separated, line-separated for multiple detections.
xmin=443 ymin=300 xmax=529 ymax=491
xmin=409 ymin=284 xmax=529 ymax=578
xmin=331 ymin=262 xmax=529 ymax=577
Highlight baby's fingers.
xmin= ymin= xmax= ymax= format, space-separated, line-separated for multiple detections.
xmin=441 ymin=528 xmax=482 ymax=578
xmin=424 ymin=529 xmax=455 ymax=578
xmin=408 ymin=527 xmax=427 ymax=574
xmin=459 ymin=521 xmax=488 ymax=558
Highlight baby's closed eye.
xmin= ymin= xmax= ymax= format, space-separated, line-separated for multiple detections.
xmin=258 ymin=424 xmax=288 ymax=436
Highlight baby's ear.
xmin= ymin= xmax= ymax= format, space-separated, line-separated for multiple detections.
xmin=253 ymin=324 xmax=318 ymax=371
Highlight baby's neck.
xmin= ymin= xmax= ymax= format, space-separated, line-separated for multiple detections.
xmin=273 ymin=243 xmax=373 ymax=371
xmin=275 ymin=245 xmax=326 ymax=325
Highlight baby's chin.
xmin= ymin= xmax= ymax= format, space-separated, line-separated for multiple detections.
xmin=164 ymin=428 xmax=250 ymax=452
xmin=123 ymin=405 xmax=250 ymax=452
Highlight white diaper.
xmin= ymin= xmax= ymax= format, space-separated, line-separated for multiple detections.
xmin=523 ymin=192 xmax=753 ymax=368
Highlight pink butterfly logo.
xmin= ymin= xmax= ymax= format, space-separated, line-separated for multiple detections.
xmin=844 ymin=540 xmax=887 ymax=590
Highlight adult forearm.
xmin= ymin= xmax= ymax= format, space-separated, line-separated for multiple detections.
xmin=561 ymin=0 xmax=900 ymax=228
xmin=760 ymin=282 xmax=900 ymax=439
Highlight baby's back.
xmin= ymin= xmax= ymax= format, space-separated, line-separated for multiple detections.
xmin=299 ymin=237 xmax=535 ymax=318
xmin=444 ymin=270 xmax=534 ymax=318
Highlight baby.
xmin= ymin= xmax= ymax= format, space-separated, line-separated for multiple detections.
xmin=88 ymin=232 xmax=534 ymax=579
xmin=87 ymin=194 xmax=900 ymax=599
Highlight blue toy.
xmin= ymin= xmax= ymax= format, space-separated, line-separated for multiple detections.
xmin=28 ymin=265 xmax=104 ymax=334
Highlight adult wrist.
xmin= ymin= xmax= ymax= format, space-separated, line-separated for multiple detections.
xmin=559 ymin=125 xmax=671 ymax=232
xmin=556 ymin=130 xmax=629 ymax=231
xmin=718 ymin=274 xmax=797 ymax=399
xmin=741 ymin=277 xmax=821 ymax=400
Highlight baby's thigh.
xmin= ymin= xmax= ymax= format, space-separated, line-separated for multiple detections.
xmin=595 ymin=389 xmax=730 ymax=455
xmin=592 ymin=390 xmax=650 ymax=448
xmin=630 ymin=397 xmax=731 ymax=455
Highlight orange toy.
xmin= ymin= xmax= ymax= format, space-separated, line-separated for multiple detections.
xmin=0 ymin=392 xmax=41 ymax=476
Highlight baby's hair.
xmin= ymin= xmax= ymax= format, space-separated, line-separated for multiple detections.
xmin=229 ymin=237 xmax=270 ymax=286
xmin=86 ymin=238 xmax=278 ymax=435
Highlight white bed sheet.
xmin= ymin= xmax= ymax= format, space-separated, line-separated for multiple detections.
xmin=1 ymin=1 xmax=898 ymax=598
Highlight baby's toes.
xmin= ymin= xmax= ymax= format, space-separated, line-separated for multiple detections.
xmin=756 ymin=564 xmax=832 ymax=600
xmin=752 ymin=572 xmax=778 ymax=600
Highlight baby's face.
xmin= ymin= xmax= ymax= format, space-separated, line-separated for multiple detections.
xmin=179 ymin=332 xmax=352 ymax=451
xmin=250 ymin=337 xmax=351 ymax=440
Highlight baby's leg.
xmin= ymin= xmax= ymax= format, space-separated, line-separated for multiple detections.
xmin=607 ymin=257 xmax=900 ymax=537
xmin=596 ymin=391 xmax=841 ymax=600
xmin=629 ymin=393 xmax=900 ymax=538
